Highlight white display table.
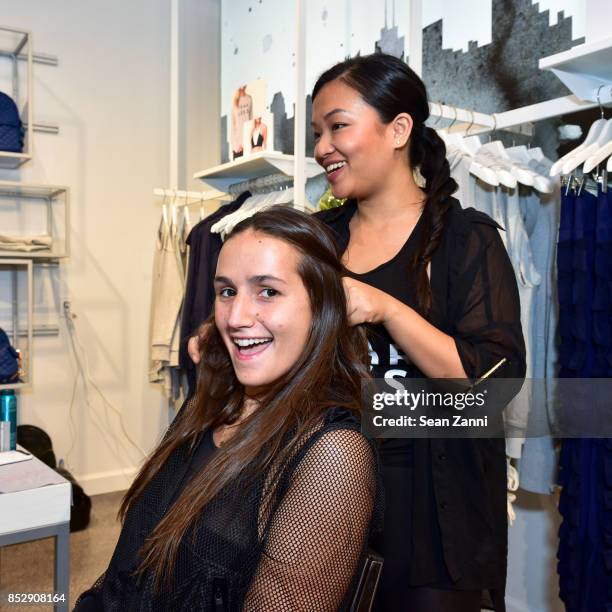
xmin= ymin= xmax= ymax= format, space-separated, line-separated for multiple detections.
xmin=0 ymin=448 xmax=71 ymax=611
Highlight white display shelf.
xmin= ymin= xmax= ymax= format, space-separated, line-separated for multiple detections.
xmin=0 ymin=26 xmax=33 ymax=169
xmin=0 ymin=259 xmax=33 ymax=391
xmin=193 ymin=151 xmax=323 ymax=192
xmin=539 ymin=37 xmax=612 ymax=103
xmin=0 ymin=181 xmax=70 ymax=260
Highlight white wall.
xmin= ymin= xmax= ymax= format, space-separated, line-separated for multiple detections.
xmin=0 ymin=0 xmax=176 ymax=494
xmin=220 ymin=0 xmax=412 ymax=121
xmin=179 ymin=0 xmax=222 ymax=190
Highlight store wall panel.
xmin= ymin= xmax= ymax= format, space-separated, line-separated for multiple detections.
xmin=0 ymin=0 xmax=173 ymax=494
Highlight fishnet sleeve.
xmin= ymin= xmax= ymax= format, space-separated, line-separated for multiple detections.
xmin=73 ymin=572 xmax=105 ymax=610
xmin=243 ymin=427 xmax=377 ymax=611
xmin=451 ymin=221 xmax=526 ymax=380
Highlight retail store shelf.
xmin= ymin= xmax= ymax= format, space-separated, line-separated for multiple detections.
xmin=0 ymin=181 xmax=70 ymax=260
xmin=0 ymin=25 xmax=33 ymax=168
xmin=539 ymin=37 xmax=612 ymax=103
xmin=0 ymin=152 xmax=31 ymax=170
xmin=0 ymin=259 xmax=33 ymax=390
xmin=193 ymin=151 xmax=323 ymax=192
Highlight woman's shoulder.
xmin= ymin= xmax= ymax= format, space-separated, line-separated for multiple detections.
xmin=445 ymin=197 xmax=504 ymax=249
xmin=313 ymin=409 xmax=375 ymax=465
xmin=446 ymin=197 xmax=501 ymax=230
xmin=313 ymin=200 xmax=357 ymax=228
xmin=291 ymin=408 xmax=372 ymax=463
xmin=285 ymin=409 xmax=377 ymax=488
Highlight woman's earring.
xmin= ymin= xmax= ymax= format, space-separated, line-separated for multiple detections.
xmin=396 ymin=139 xmax=401 ymax=146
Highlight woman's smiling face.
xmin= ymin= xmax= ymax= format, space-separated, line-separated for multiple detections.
xmin=214 ymin=229 xmax=312 ymax=395
xmin=312 ymin=79 xmax=396 ymax=200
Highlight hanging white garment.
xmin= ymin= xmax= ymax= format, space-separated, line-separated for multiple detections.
xmin=502 ymin=185 xmax=542 ymax=459
xmin=518 ymin=155 xmax=560 ymax=494
xmin=449 ymin=147 xmax=508 ymax=249
xmin=149 ymin=215 xmax=185 ymax=394
xmin=211 ymin=188 xmax=295 ymax=240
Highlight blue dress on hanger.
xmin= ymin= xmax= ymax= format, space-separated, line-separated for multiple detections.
xmin=557 ymin=185 xmax=612 ymax=612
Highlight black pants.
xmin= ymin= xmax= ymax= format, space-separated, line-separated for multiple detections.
xmin=374 ymin=585 xmax=481 ymax=612
xmin=372 ymin=442 xmax=501 ymax=612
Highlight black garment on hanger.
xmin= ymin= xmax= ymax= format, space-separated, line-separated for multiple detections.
xmin=315 ymin=198 xmax=526 ymax=612
xmin=179 ymin=191 xmax=251 ymax=392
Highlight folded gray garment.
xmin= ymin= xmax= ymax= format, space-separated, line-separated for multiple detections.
xmin=0 ymin=234 xmax=52 ymax=251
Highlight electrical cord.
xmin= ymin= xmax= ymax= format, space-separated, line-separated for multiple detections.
xmin=62 ymin=301 xmax=147 ymax=467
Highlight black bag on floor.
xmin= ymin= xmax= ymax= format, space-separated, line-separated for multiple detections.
xmin=17 ymin=424 xmax=56 ymax=468
xmin=17 ymin=424 xmax=92 ymax=532
xmin=56 ymin=466 xmax=92 ymax=532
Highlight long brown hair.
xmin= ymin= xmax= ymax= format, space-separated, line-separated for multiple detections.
xmin=119 ymin=206 xmax=370 ymax=589
xmin=313 ymin=53 xmax=458 ymax=315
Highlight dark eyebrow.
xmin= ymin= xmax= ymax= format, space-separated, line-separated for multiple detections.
xmin=249 ymin=275 xmax=287 ymax=285
xmin=213 ymin=275 xmax=287 ymax=285
xmin=214 ymin=275 xmax=232 ymax=285
xmin=310 ymin=108 xmax=349 ymax=126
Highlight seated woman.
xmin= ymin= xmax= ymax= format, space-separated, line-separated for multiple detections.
xmin=74 ymin=207 xmax=381 ymax=611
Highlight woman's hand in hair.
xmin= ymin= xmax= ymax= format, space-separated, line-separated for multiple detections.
xmin=187 ymin=322 xmax=212 ymax=364
xmin=343 ymin=277 xmax=398 ymax=326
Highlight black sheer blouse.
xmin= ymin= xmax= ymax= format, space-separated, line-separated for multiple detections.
xmin=315 ymin=198 xmax=526 ymax=601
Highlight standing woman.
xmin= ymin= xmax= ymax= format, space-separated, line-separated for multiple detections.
xmin=311 ymin=54 xmax=526 ymax=612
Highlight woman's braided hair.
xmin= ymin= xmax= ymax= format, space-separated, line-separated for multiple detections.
xmin=312 ymin=53 xmax=458 ymax=315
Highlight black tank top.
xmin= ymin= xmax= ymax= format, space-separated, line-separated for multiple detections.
xmin=345 ymin=211 xmax=425 ymax=381
xmin=344 ymin=211 xmax=448 ymax=585
xmin=169 ymin=428 xmax=217 ymax=506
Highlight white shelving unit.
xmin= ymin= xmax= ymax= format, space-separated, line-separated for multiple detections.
xmin=193 ymin=151 xmax=323 ymax=193
xmin=0 ymin=259 xmax=33 ymax=391
xmin=476 ymin=38 xmax=612 ymax=132
xmin=186 ymin=0 xmax=315 ymax=211
xmin=0 ymin=26 xmax=33 ymax=169
xmin=0 ymin=181 xmax=70 ymax=260
xmin=539 ymin=36 xmax=612 ymax=104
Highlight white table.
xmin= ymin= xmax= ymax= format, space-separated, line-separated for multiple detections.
xmin=0 ymin=449 xmax=71 ymax=611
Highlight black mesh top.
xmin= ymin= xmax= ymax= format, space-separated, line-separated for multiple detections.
xmin=74 ymin=405 xmax=382 ymax=612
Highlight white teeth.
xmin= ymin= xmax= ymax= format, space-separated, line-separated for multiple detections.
xmin=233 ymin=338 xmax=272 ymax=347
xmin=325 ymin=161 xmax=346 ymax=174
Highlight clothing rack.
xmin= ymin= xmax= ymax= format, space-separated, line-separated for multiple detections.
xmin=493 ymin=94 xmax=608 ymax=132
xmin=152 ymin=188 xmax=231 ymax=206
xmin=227 ymin=173 xmax=294 ymax=197
xmin=431 ymin=94 xmax=608 ymax=137
xmin=429 ymin=102 xmax=534 ymax=136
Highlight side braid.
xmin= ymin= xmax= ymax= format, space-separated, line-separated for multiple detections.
xmin=410 ymin=125 xmax=458 ymax=315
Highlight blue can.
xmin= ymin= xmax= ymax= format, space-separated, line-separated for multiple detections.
xmin=0 ymin=389 xmax=17 ymax=450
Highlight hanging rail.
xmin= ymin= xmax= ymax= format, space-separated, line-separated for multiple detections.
xmin=492 ymin=94 xmax=608 ymax=131
xmin=227 ymin=172 xmax=294 ymax=197
xmin=433 ymin=93 xmax=610 ymax=137
xmin=153 ymin=188 xmax=231 ymax=205
xmin=429 ymin=102 xmax=534 ymax=136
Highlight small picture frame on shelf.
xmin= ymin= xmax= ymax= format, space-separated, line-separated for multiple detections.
xmin=243 ymin=111 xmax=274 ymax=156
xmin=229 ymin=78 xmax=267 ymax=160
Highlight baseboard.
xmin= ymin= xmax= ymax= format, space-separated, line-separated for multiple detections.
xmin=77 ymin=467 xmax=138 ymax=496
